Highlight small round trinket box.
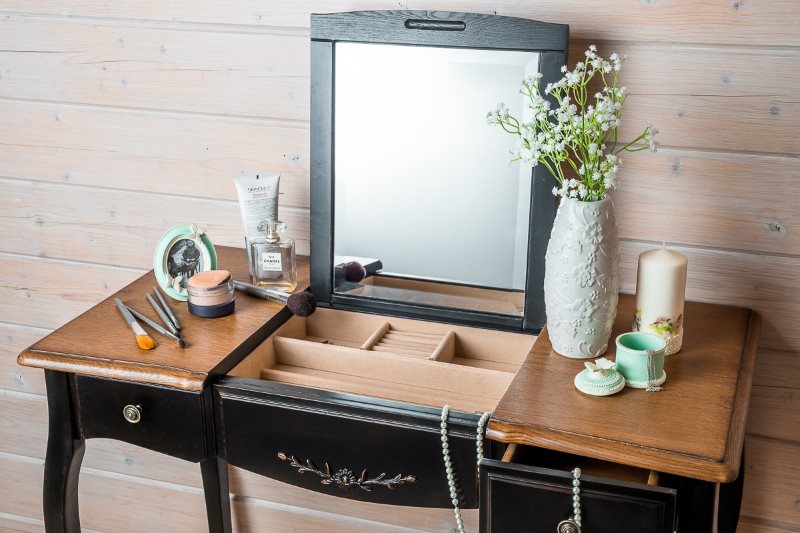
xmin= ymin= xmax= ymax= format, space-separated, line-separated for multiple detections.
xmin=574 ymin=358 xmax=625 ymax=396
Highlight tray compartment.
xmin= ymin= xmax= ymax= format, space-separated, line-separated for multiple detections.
xmin=228 ymin=307 xmax=534 ymax=413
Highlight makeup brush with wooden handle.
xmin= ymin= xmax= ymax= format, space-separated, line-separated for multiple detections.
xmin=114 ymin=298 xmax=156 ymax=350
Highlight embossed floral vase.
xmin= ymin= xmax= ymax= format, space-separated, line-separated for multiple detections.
xmin=544 ymin=196 xmax=620 ymax=358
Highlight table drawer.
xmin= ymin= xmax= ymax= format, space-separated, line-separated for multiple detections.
xmin=214 ymin=376 xmax=486 ymax=508
xmin=480 ymin=447 xmax=676 ymax=533
xmin=74 ymin=375 xmax=206 ymax=462
xmin=214 ymin=306 xmax=535 ymax=508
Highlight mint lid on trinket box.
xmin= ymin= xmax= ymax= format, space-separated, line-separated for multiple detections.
xmin=574 ymin=358 xmax=625 ymax=396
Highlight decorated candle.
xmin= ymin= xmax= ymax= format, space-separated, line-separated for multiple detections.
xmin=633 ymin=247 xmax=688 ymax=355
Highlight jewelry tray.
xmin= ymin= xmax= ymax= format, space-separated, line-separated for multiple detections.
xmin=228 ymin=307 xmax=535 ymax=413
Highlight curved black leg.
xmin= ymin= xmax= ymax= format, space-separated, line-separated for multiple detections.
xmin=717 ymin=445 xmax=746 ymax=533
xmin=43 ymin=371 xmax=85 ymax=533
xmin=200 ymin=457 xmax=232 ymax=533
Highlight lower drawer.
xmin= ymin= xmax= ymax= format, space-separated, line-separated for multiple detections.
xmin=480 ymin=446 xmax=677 ymax=533
xmin=74 ymin=375 xmax=206 ymax=462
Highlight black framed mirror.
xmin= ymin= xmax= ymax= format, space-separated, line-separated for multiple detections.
xmin=310 ymin=11 xmax=569 ymax=333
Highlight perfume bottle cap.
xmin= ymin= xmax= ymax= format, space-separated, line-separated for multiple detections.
xmin=258 ymin=221 xmax=281 ymax=244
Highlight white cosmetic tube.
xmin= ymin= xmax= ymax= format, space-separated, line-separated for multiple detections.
xmin=234 ymin=172 xmax=281 ymax=267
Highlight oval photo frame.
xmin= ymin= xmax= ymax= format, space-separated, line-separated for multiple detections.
xmin=153 ymin=224 xmax=218 ymax=301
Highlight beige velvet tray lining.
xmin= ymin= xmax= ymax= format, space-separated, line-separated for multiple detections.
xmin=229 ymin=307 xmax=536 ymax=413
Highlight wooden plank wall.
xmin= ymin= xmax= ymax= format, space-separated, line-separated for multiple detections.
xmin=0 ymin=1 xmax=797 ymax=531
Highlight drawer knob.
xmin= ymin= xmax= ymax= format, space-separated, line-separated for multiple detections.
xmin=277 ymin=452 xmax=415 ymax=492
xmin=557 ymin=519 xmax=581 ymax=533
xmin=122 ymin=404 xmax=142 ymax=424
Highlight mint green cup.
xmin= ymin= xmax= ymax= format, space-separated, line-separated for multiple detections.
xmin=615 ymin=332 xmax=667 ymax=389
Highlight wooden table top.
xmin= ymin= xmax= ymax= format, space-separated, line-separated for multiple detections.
xmin=18 ymin=247 xmax=309 ymax=390
xmin=487 ymin=294 xmax=760 ymax=483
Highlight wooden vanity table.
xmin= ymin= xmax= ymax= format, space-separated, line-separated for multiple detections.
xmin=18 ymin=246 xmax=760 ymax=533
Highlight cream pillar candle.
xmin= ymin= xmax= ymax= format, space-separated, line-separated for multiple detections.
xmin=633 ymin=247 xmax=688 ymax=355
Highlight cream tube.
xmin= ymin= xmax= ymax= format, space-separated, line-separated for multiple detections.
xmin=235 ymin=173 xmax=281 ymax=237
xmin=234 ymin=172 xmax=281 ymax=267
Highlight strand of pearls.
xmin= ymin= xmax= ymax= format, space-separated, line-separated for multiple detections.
xmin=440 ymin=405 xmax=491 ymax=533
xmin=572 ymin=467 xmax=582 ymax=526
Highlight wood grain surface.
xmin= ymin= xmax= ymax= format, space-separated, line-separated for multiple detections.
xmin=17 ymin=247 xmax=310 ymax=390
xmin=487 ymin=294 xmax=761 ymax=483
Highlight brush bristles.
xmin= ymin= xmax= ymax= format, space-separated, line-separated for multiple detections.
xmin=177 ymin=338 xmax=186 ymax=348
xmin=136 ymin=334 xmax=156 ymax=350
xmin=287 ymin=292 xmax=317 ymax=317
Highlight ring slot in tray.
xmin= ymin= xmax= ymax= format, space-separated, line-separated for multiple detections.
xmin=229 ymin=307 xmax=536 ymax=413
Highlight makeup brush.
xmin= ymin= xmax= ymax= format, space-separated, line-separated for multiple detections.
xmin=233 ymin=281 xmax=317 ymax=317
xmin=146 ymin=292 xmax=180 ymax=336
xmin=341 ymin=261 xmax=367 ymax=282
xmin=153 ymin=286 xmax=181 ymax=330
xmin=114 ymin=298 xmax=156 ymax=350
xmin=126 ymin=305 xmax=186 ymax=348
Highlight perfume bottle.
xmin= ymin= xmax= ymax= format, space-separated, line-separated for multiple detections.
xmin=250 ymin=222 xmax=297 ymax=291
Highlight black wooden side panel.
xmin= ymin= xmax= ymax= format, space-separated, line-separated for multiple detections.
xmin=75 ymin=375 xmax=206 ymax=462
xmin=215 ymin=377 xmax=482 ymax=508
xmin=480 ymin=459 xmax=677 ymax=533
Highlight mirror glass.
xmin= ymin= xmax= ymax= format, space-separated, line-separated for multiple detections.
xmin=333 ymin=42 xmax=539 ymax=316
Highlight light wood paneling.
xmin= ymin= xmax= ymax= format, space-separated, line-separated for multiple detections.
xmin=0 ymin=252 xmax=142 ymax=330
xmin=747 ymin=386 xmax=800 ymax=443
xmin=0 ymin=512 xmax=103 ymax=533
xmin=493 ymin=0 xmax=800 ymax=46
xmin=741 ymin=437 xmax=800 ymax=526
xmin=619 ymin=242 xmax=800 ymax=353
xmin=3 ymin=145 xmax=798 ymax=263
xmin=755 ymin=349 xmax=800 ymax=389
xmin=0 ymin=323 xmax=49 ymax=395
xmin=570 ymin=41 xmax=800 ymax=100
xmin=0 ymin=0 xmax=404 ymax=29
xmin=0 ymin=16 xmax=310 ymax=121
xmin=0 ymin=177 xmax=310 ymax=267
xmin=614 ymin=149 xmax=799 ymax=255
xmin=5 ymin=0 xmax=800 ymax=46
xmin=618 ymin=94 xmax=799 ymax=155
xmin=0 ymin=100 xmax=310 ymax=207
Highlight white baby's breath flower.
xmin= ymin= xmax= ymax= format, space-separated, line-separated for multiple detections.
xmin=488 ymin=47 xmax=652 ymax=201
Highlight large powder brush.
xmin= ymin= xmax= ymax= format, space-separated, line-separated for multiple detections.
xmin=233 ymin=281 xmax=317 ymax=317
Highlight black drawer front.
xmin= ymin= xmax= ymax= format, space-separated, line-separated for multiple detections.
xmin=480 ymin=459 xmax=676 ymax=533
xmin=75 ymin=375 xmax=206 ymax=462
xmin=214 ymin=376 xmax=482 ymax=508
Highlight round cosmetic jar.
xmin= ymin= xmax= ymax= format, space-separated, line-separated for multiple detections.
xmin=187 ymin=270 xmax=235 ymax=318
xmin=615 ymin=332 xmax=667 ymax=389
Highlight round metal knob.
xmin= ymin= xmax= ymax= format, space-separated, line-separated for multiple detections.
xmin=122 ymin=404 xmax=142 ymax=424
xmin=557 ymin=519 xmax=581 ymax=533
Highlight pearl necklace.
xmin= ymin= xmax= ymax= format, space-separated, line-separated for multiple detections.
xmin=440 ymin=405 xmax=491 ymax=533
xmin=557 ymin=467 xmax=583 ymax=533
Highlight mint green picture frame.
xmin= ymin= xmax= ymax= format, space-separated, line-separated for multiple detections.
xmin=153 ymin=223 xmax=218 ymax=301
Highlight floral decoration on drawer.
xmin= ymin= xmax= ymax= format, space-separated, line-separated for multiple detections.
xmin=277 ymin=452 xmax=416 ymax=492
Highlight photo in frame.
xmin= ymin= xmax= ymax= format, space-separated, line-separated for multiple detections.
xmin=153 ymin=223 xmax=218 ymax=300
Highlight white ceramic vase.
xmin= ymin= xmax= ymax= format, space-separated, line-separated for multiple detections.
xmin=544 ymin=196 xmax=620 ymax=358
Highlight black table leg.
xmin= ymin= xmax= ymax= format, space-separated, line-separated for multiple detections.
xmin=43 ymin=371 xmax=85 ymax=533
xmin=200 ymin=457 xmax=232 ymax=533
